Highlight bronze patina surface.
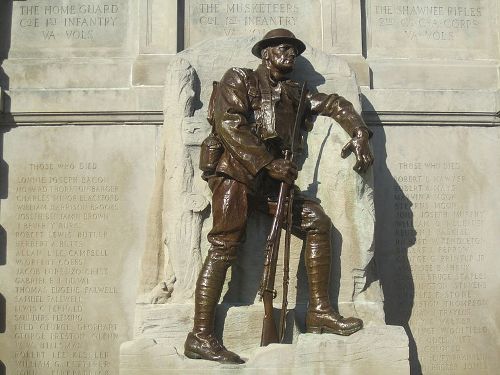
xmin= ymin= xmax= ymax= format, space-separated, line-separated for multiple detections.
xmin=185 ymin=29 xmax=374 ymax=364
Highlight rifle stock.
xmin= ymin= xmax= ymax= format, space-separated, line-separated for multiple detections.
xmin=260 ymin=286 xmax=279 ymax=345
xmin=259 ymin=171 xmax=290 ymax=346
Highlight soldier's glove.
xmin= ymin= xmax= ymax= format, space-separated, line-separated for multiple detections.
xmin=341 ymin=127 xmax=374 ymax=173
xmin=265 ymin=159 xmax=298 ymax=185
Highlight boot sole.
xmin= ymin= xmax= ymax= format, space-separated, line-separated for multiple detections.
xmin=184 ymin=350 xmax=203 ymax=360
xmin=185 ymin=349 xmax=245 ymax=364
xmin=306 ymin=325 xmax=362 ymax=336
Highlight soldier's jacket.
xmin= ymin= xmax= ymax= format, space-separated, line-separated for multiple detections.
xmin=213 ymin=64 xmax=370 ymax=189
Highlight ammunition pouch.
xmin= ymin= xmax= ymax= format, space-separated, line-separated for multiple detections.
xmin=199 ymin=132 xmax=223 ymax=178
xmin=199 ymin=81 xmax=224 ymax=179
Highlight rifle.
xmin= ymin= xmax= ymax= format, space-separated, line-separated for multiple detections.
xmin=259 ymin=82 xmax=308 ymax=346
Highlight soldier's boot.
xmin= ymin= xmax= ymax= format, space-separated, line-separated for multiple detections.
xmin=305 ymin=233 xmax=363 ymax=336
xmin=184 ymin=250 xmax=244 ymax=364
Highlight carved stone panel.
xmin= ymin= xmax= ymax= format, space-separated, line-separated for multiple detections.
xmin=185 ymin=0 xmax=322 ymax=50
xmin=366 ymin=0 xmax=497 ymax=59
xmin=10 ymin=0 xmax=135 ymax=58
xmin=373 ymin=126 xmax=500 ymax=374
xmin=0 ymin=125 xmax=156 ymax=375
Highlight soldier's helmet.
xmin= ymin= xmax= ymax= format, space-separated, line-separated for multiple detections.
xmin=251 ymin=28 xmax=306 ymax=58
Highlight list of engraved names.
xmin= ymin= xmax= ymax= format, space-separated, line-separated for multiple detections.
xmin=393 ymin=161 xmax=490 ymax=374
xmin=11 ymin=161 xmax=121 ymax=375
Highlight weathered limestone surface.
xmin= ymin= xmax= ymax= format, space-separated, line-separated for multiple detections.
xmin=373 ymin=126 xmax=500 ymax=374
xmin=0 ymin=126 xmax=157 ymax=375
xmin=120 ymin=325 xmax=409 ymax=374
xmin=130 ymin=302 xmax=405 ymax=358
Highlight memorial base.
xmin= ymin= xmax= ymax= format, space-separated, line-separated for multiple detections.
xmin=120 ymin=325 xmax=408 ymax=374
xmin=122 ymin=304 xmax=409 ymax=374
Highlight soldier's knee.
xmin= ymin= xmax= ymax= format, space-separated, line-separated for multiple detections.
xmin=302 ymin=204 xmax=331 ymax=234
xmin=208 ymin=244 xmax=239 ymax=266
xmin=314 ymin=211 xmax=331 ymax=234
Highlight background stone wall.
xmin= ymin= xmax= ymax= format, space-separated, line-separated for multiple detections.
xmin=0 ymin=1 xmax=498 ymax=374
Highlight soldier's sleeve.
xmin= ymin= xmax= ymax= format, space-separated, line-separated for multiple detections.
xmin=214 ymin=68 xmax=274 ymax=176
xmin=307 ymin=92 xmax=373 ymax=138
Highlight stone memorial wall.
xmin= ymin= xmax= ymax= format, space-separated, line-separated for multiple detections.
xmin=0 ymin=126 xmax=156 ymax=374
xmin=0 ymin=0 xmax=498 ymax=374
xmin=373 ymin=126 xmax=499 ymax=374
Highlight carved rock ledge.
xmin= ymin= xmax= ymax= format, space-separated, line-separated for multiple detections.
xmin=121 ymin=324 xmax=409 ymax=374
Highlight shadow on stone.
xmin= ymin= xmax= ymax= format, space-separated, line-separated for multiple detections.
xmin=365 ymin=100 xmax=422 ymax=375
xmin=291 ymin=240 xmax=306 ymax=334
xmin=0 ymin=293 xmax=5 ymax=333
xmin=0 ymin=226 xmax=5 ymax=267
xmin=0 ymin=0 xmax=12 ymax=90
xmin=330 ymin=224 xmax=343 ymax=310
xmin=0 ymin=131 xmax=7 ymax=198
xmin=0 ymin=125 xmax=11 ymax=266
xmin=222 ymin=214 xmax=269 ymax=305
xmin=0 ymin=0 xmax=13 ymax=269
xmin=360 ymin=0 xmax=368 ymax=59
xmin=301 ymin=123 xmax=333 ymax=198
xmin=176 ymin=0 xmax=185 ymax=52
xmin=214 ymin=303 xmax=231 ymax=343
xmin=291 ymin=55 xmax=326 ymax=91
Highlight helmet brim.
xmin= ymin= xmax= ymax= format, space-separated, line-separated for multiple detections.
xmin=251 ymin=36 xmax=306 ymax=58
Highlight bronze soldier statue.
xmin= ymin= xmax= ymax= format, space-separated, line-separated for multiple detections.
xmin=184 ymin=29 xmax=374 ymax=364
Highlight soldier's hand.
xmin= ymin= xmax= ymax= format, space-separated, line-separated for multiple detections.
xmin=265 ymin=159 xmax=298 ymax=185
xmin=341 ymin=128 xmax=374 ymax=173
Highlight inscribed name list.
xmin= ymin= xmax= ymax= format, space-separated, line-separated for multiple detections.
xmin=375 ymin=126 xmax=499 ymax=374
xmin=0 ymin=126 xmax=155 ymax=375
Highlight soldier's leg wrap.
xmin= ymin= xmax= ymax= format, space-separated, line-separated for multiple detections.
xmin=296 ymin=199 xmax=363 ymax=336
xmin=185 ymin=177 xmax=246 ymax=364
xmin=298 ymin=201 xmax=334 ymax=312
xmin=192 ymin=245 xmax=237 ymax=335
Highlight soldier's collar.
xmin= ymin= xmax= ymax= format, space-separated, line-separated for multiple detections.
xmin=256 ymin=64 xmax=287 ymax=87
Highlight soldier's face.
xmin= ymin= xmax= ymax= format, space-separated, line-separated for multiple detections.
xmin=265 ymin=43 xmax=297 ymax=73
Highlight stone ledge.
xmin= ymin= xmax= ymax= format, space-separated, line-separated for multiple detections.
xmin=368 ymin=59 xmax=499 ymax=90
xmin=363 ymin=111 xmax=500 ymax=127
xmin=361 ymin=88 xmax=498 ymax=113
xmin=3 ymin=110 xmax=498 ymax=128
xmin=0 ymin=111 xmax=163 ymax=127
xmin=133 ymin=302 xmax=385 ymax=354
xmin=120 ymin=326 xmax=409 ymax=374
xmin=3 ymin=87 xmax=165 ymax=112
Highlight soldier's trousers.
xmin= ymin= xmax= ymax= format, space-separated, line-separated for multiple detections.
xmin=207 ymin=176 xmax=332 ymax=254
xmin=192 ymin=176 xmax=334 ymax=334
